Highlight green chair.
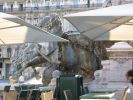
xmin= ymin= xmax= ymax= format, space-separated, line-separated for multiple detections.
xmin=83 ymin=87 xmax=89 ymax=94
xmin=17 ymin=90 xmax=28 ymax=100
xmin=27 ymin=89 xmax=40 ymax=100
xmin=15 ymin=86 xmax=22 ymax=100
xmin=64 ymin=89 xmax=73 ymax=100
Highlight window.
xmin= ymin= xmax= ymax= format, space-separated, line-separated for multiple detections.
xmin=19 ymin=4 xmax=23 ymax=11
xmin=0 ymin=48 xmax=1 ymax=57
xmin=0 ymin=63 xmax=2 ymax=68
xmin=5 ymin=64 xmax=10 ymax=79
xmin=11 ymin=4 xmax=13 ymax=11
xmin=73 ymin=0 xmax=78 ymax=8
xmin=7 ymin=48 xmax=12 ymax=58
xmin=56 ymin=0 xmax=61 ymax=9
xmin=0 ymin=5 xmax=3 ymax=12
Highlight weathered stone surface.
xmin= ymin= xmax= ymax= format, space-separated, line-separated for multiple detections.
xmin=58 ymin=34 xmax=108 ymax=79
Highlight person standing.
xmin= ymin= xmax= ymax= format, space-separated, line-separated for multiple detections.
xmin=9 ymin=75 xmax=16 ymax=84
xmin=126 ymin=69 xmax=133 ymax=85
xmin=18 ymin=73 xmax=25 ymax=84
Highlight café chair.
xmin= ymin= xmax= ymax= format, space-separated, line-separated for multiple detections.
xmin=17 ymin=90 xmax=28 ymax=100
xmin=20 ymin=85 xmax=29 ymax=90
xmin=122 ymin=86 xmax=130 ymax=100
xmin=83 ymin=87 xmax=89 ymax=94
xmin=4 ymin=85 xmax=11 ymax=92
xmin=64 ymin=89 xmax=73 ymax=100
xmin=27 ymin=89 xmax=40 ymax=100
xmin=15 ymin=86 xmax=21 ymax=100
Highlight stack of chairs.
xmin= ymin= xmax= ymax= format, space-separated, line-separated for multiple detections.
xmin=27 ymin=89 xmax=40 ymax=100
xmin=15 ymin=85 xmax=29 ymax=100
xmin=15 ymin=85 xmax=41 ymax=100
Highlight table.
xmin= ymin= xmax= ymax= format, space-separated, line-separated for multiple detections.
xmin=80 ymin=93 xmax=115 ymax=100
xmin=90 ymin=89 xmax=117 ymax=93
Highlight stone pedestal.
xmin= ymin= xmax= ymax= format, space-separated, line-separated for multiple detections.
xmin=88 ymin=42 xmax=133 ymax=100
xmin=94 ymin=42 xmax=133 ymax=84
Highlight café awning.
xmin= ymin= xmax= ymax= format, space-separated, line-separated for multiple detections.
xmin=64 ymin=3 xmax=133 ymax=41
xmin=0 ymin=12 xmax=68 ymax=45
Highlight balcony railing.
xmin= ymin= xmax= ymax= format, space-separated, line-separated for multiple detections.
xmin=2 ymin=3 xmax=103 ymax=13
xmin=0 ymin=53 xmax=11 ymax=58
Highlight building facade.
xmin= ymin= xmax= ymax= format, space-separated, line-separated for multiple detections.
xmin=0 ymin=0 xmax=132 ymax=80
xmin=0 ymin=0 xmax=95 ymax=80
xmin=0 ymin=0 xmax=103 ymax=26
